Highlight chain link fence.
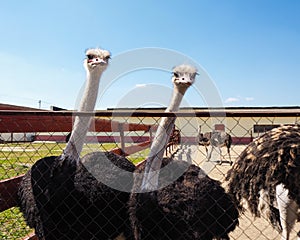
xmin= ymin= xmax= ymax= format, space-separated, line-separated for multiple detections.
xmin=0 ymin=109 xmax=300 ymax=239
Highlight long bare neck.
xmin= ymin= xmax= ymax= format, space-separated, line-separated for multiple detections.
xmin=141 ymin=85 xmax=187 ymax=191
xmin=63 ymin=70 xmax=103 ymax=162
xmin=166 ymin=86 xmax=186 ymax=112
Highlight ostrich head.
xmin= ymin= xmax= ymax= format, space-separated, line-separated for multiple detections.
xmin=172 ymin=64 xmax=197 ymax=93
xmin=165 ymin=64 xmax=197 ymax=113
xmin=84 ymin=48 xmax=111 ymax=74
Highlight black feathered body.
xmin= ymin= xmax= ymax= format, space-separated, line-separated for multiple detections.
xmin=18 ymin=151 xmax=135 ymax=240
xmin=129 ymin=158 xmax=239 ymax=240
xmin=18 ymin=157 xmax=55 ymax=239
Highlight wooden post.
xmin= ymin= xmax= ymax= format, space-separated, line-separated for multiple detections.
xmin=119 ymin=123 xmax=125 ymax=156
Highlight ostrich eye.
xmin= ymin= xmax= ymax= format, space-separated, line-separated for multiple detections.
xmin=173 ymin=72 xmax=179 ymax=78
xmin=104 ymin=55 xmax=111 ymax=60
xmin=86 ymin=55 xmax=94 ymax=60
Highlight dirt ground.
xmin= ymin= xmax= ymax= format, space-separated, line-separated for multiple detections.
xmin=175 ymin=144 xmax=300 ymax=240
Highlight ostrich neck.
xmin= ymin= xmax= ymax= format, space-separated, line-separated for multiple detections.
xmin=166 ymin=86 xmax=186 ymax=112
xmin=63 ymin=70 xmax=103 ymax=162
xmin=141 ymin=86 xmax=187 ymax=191
xmin=78 ymin=71 xmax=100 ymax=112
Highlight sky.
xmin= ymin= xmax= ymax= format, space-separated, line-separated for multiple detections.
xmin=0 ymin=0 xmax=300 ymax=110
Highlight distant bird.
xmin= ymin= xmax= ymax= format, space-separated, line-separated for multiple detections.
xmin=129 ymin=65 xmax=239 ymax=240
xmin=18 ymin=48 xmax=135 ymax=239
xmin=198 ymin=126 xmax=232 ymax=165
xmin=226 ymin=124 xmax=300 ymax=240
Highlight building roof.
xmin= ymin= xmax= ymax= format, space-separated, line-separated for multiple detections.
xmin=0 ymin=103 xmax=41 ymax=111
xmin=1 ymin=103 xmax=300 ymax=116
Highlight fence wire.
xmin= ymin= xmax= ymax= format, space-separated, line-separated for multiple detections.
xmin=0 ymin=110 xmax=300 ymax=239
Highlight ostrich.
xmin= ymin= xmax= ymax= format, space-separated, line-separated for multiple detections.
xmin=197 ymin=127 xmax=211 ymax=152
xmin=165 ymin=126 xmax=181 ymax=155
xmin=198 ymin=126 xmax=232 ymax=165
xmin=226 ymin=124 xmax=300 ymax=240
xmin=128 ymin=65 xmax=239 ymax=240
xmin=207 ymin=131 xmax=232 ymax=165
xmin=18 ymin=48 xmax=136 ymax=239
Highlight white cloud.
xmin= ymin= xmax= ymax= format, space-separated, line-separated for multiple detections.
xmin=245 ymin=97 xmax=254 ymax=101
xmin=225 ymin=97 xmax=240 ymax=103
xmin=135 ymin=84 xmax=147 ymax=88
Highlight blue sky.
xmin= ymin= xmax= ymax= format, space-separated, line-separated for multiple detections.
xmin=0 ymin=0 xmax=300 ymax=109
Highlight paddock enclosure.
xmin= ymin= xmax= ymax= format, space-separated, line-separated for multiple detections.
xmin=1 ymin=106 xmax=300 ymax=239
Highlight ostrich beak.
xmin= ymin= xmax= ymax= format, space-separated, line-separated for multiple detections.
xmin=177 ymin=80 xmax=193 ymax=87
xmin=88 ymin=58 xmax=108 ymax=66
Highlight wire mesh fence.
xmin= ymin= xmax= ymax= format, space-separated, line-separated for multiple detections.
xmin=0 ymin=109 xmax=300 ymax=239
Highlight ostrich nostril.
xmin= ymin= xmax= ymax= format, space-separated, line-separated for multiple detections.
xmin=96 ymin=58 xmax=98 ymax=61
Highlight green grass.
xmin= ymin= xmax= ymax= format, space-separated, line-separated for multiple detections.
xmin=0 ymin=208 xmax=32 ymax=240
xmin=0 ymin=142 xmax=125 ymax=180
xmin=0 ymin=142 xmax=65 ymax=180
xmin=127 ymin=148 xmax=149 ymax=164
xmin=0 ymin=141 xmax=148 ymax=239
